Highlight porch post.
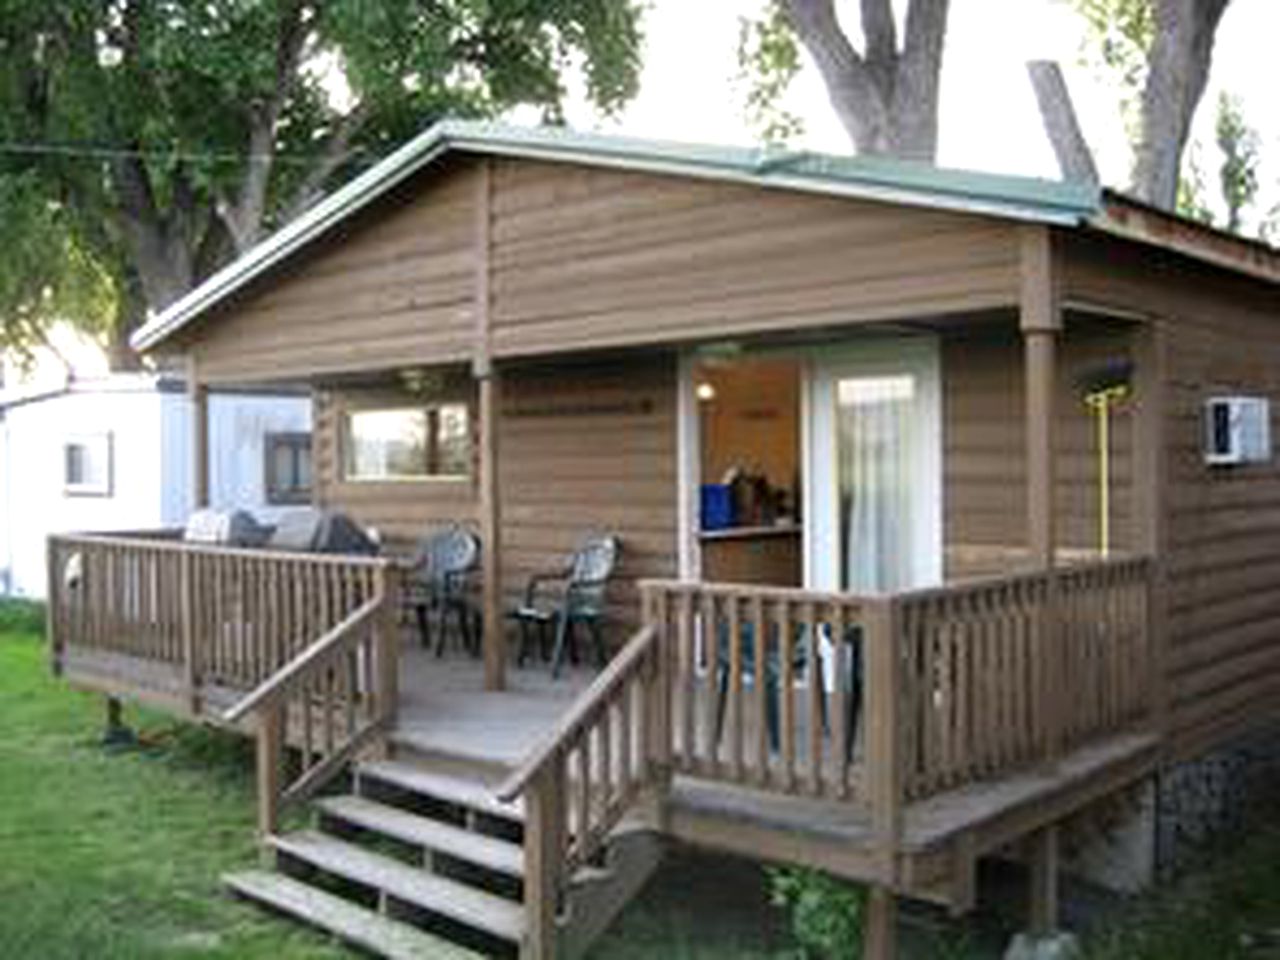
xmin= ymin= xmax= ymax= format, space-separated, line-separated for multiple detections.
xmin=1019 ymin=230 xmax=1066 ymax=948
xmin=1019 ymin=226 xmax=1061 ymax=567
xmin=472 ymin=158 xmax=505 ymax=691
xmin=478 ymin=364 xmax=506 ymax=691
xmin=188 ymin=364 xmax=210 ymax=509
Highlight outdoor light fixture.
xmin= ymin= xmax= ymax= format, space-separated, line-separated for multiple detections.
xmin=696 ymin=382 xmax=717 ymax=402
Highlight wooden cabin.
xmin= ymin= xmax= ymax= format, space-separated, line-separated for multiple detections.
xmin=46 ymin=121 xmax=1280 ymax=959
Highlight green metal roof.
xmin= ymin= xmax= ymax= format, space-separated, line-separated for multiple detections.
xmin=132 ymin=119 xmax=1101 ymax=352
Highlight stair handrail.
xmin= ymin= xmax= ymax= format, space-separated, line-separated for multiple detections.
xmin=222 ymin=596 xmax=383 ymax=725
xmin=495 ymin=622 xmax=660 ymax=803
xmin=224 ymin=564 xmax=400 ymax=838
xmin=496 ymin=621 xmax=669 ymax=959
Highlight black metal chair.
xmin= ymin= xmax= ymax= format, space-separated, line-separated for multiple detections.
xmin=406 ymin=525 xmax=481 ymax=657
xmin=512 ymin=535 xmax=621 ymax=678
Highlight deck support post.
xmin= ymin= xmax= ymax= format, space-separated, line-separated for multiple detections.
xmin=102 ymin=696 xmax=134 ymax=747
xmin=256 ymin=704 xmax=283 ymax=842
xmin=863 ymin=885 xmax=897 ymax=960
xmin=1027 ymin=824 xmax=1060 ymax=935
xmin=188 ymin=372 xmax=209 ymax=509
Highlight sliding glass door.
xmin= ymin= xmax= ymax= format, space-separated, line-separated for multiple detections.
xmin=807 ymin=339 xmax=942 ymax=593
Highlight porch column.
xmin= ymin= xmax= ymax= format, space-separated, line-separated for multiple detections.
xmin=188 ymin=370 xmax=209 ymax=509
xmin=1020 ymin=227 xmax=1061 ymax=567
xmin=478 ymin=364 xmax=505 ymax=691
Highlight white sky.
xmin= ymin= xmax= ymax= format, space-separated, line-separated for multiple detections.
xmin=554 ymin=0 xmax=1278 ymax=233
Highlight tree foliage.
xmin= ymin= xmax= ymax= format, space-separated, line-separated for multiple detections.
xmin=737 ymin=0 xmax=951 ymax=160
xmin=1214 ymin=91 xmax=1259 ymax=234
xmin=0 ymin=0 xmax=644 ymax=359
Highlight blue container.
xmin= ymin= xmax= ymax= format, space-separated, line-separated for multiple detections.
xmin=700 ymin=483 xmax=736 ymax=531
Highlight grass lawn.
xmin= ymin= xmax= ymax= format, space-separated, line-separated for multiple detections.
xmin=3 ymin=605 xmax=1277 ymax=959
xmin=0 ymin=625 xmax=353 ymax=959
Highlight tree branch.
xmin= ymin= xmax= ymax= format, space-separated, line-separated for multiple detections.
xmin=218 ymin=0 xmax=316 ymax=252
xmin=890 ymin=0 xmax=950 ymax=159
xmin=780 ymin=0 xmax=889 ymax=152
xmin=277 ymin=102 xmax=371 ymax=226
xmin=860 ymin=0 xmax=898 ymax=88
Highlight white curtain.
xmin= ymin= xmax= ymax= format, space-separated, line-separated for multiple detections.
xmin=838 ymin=376 xmax=916 ymax=592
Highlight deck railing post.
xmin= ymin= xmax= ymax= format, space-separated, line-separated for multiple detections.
xmin=374 ymin=562 xmax=399 ymax=729
xmin=256 ymin=703 xmax=284 ymax=842
xmin=1043 ymin=569 xmax=1064 ymax=767
xmin=180 ymin=549 xmax=200 ymax=713
xmin=864 ymin=595 xmax=902 ymax=886
xmin=523 ymin=757 xmax=564 ymax=960
xmin=47 ymin=537 xmax=63 ymax=676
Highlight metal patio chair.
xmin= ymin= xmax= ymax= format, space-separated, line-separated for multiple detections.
xmin=406 ymin=525 xmax=481 ymax=657
xmin=512 ymin=535 xmax=621 ymax=678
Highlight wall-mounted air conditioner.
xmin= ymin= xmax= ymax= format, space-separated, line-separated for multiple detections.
xmin=1204 ymin=396 xmax=1271 ymax=466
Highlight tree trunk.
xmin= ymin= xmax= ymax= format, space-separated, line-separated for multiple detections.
xmin=780 ymin=0 xmax=949 ymax=161
xmin=1027 ymin=60 xmax=1099 ymax=184
xmin=1132 ymin=0 xmax=1231 ymax=209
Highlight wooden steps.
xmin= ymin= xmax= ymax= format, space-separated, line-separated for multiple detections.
xmin=358 ymin=759 xmax=527 ymax=822
xmin=271 ymin=830 xmax=524 ymax=941
xmin=224 ymin=869 xmax=482 ymax=960
xmin=227 ymin=748 xmax=662 ymax=958
xmin=315 ymin=794 xmax=525 ymax=877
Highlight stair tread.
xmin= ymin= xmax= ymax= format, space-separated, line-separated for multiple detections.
xmin=224 ymin=869 xmax=483 ymax=960
xmin=357 ymin=760 xmax=525 ymax=821
xmin=317 ymin=794 xmax=524 ymax=878
xmin=271 ymin=831 xmax=525 ymax=942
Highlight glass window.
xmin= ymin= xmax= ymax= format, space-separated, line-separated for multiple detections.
xmin=64 ymin=433 xmax=113 ymax=497
xmin=264 ymin=432 xmax=312 ymax=505
xmin=343 ymin=404 xmax=470 ymax=481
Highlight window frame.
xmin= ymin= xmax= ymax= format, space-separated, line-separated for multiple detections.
xmin=63 ymin=432 xmax=114 ymax=498
xmin=263 ymin=431 xmax=313 ymax=506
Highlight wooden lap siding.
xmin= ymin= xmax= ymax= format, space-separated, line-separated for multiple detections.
xmin=189 ymin=160 xmax=481 ymax=385
xmin=313 ymin=358 xmax=679 ymax=641
xmin=499 ymin=357 xmax=679 ymax=634
xmin=1063 ymin=232 xmax=1280 ymax=760
xmin=942 ymin=321 xmax=1137 ymax=578
xmin=487 ymin=159 xmax=1022 ymax=357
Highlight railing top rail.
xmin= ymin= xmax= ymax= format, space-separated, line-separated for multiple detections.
xmin=50 ymin=530 xmax=392 ymax=570
xmin=893 ymin=553 xmax=1154 ymax=607
xmin=495 ymin=623 xmax=658 ymax=804
xmin=639 ymin=578 xmax=875 ymax=608
xmin=222 ymin=594 xmax=383 ymax=724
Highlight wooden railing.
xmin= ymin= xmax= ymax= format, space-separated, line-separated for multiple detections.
xmin=495 ymin=623 xmax=668 ymax=959
xmin=643 ymin=582 xmax=869 ymax=803
xmin=47 ymin=532 xmax=391 ymax=712
xmin=223 ymin=583 xmax=398 ymax=836
xmin=641 ymin=554 xmax=1155 ymax=805
xmin=894 ymin=556 xmax=1153 ymax=799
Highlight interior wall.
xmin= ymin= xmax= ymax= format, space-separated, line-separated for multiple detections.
xmin=696 ymin=358 xmax=800 ymax=498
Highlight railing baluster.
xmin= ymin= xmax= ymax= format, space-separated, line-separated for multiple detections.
xmin=805 ymin=601 xmax=822 ymax=797
xmin=779 ymin=599 xmax=795 ymax=793
xmin=752 ymin=595 xmax=769 ymax=788
xmin=728 ymin=594 xmax=744 ymax=782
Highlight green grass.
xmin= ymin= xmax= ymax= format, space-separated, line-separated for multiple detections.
xmin=0 ymin=626 xmax=353 ymax=959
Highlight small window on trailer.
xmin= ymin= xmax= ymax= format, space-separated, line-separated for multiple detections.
xmin=264 ymin=431 xmax=313 ymax=505
xmin=63 ymin=433 xmax=113 ymax=497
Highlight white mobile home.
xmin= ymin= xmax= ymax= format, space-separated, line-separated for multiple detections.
xmin=0 ymin=374 xmax=310 ymax=597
